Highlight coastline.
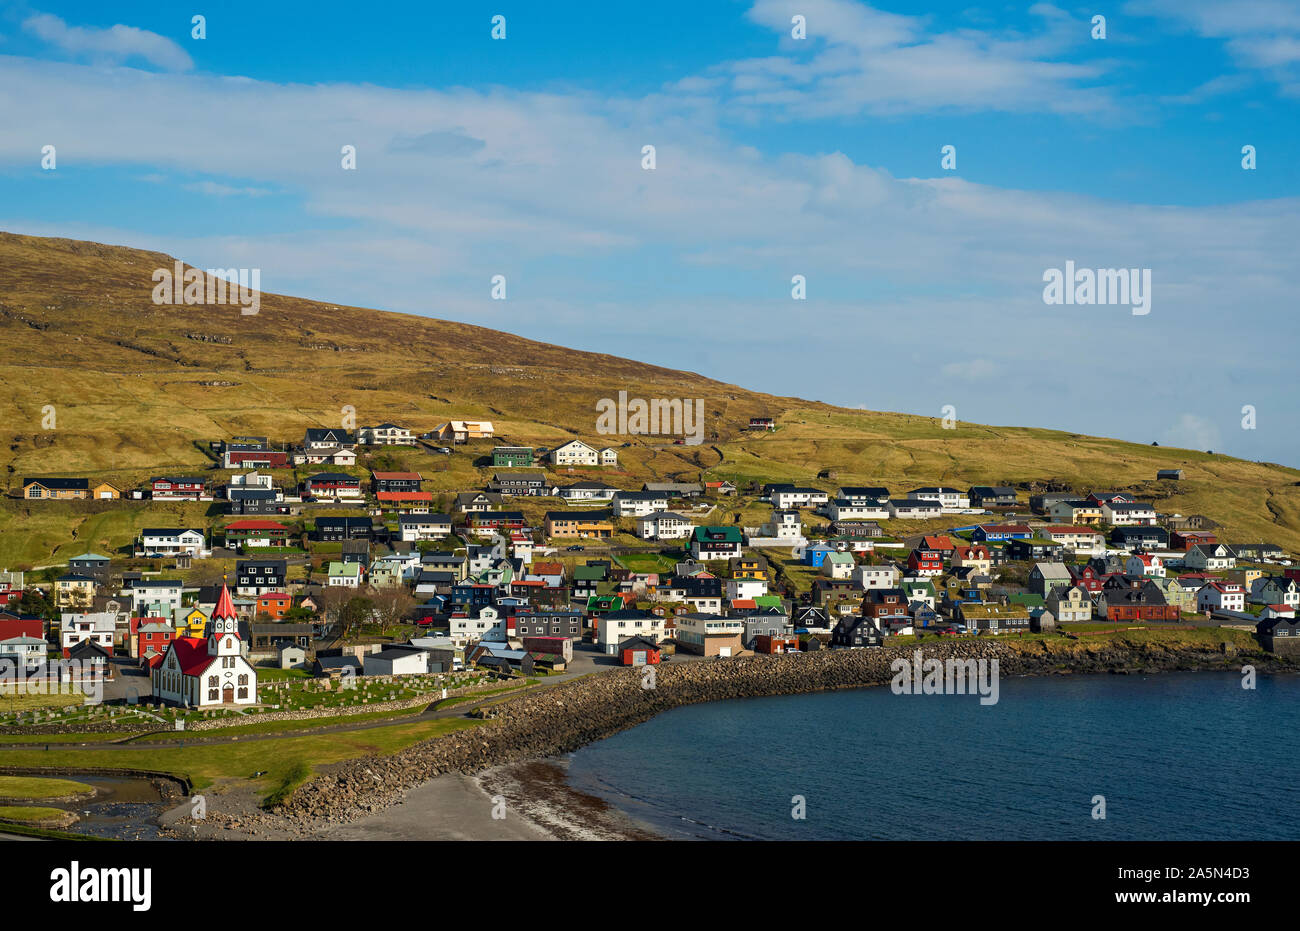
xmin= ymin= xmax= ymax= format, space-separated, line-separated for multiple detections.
xmin=187 ymin=635 xmax=1296 ymax=840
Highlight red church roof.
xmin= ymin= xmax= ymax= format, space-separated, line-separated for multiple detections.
xmin=213 ymin=581 xmax=237 ymax=625
xmin=169 ymin=636 xmax=215 ymax=676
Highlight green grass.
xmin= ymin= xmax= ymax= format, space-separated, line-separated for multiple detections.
xmin=0 ymin=805 xmax=68 ymax=823
xmin=0 ymin=775 xmax=94 ymax=799
xmin=0 ymin=715 xmax=485 ymax=806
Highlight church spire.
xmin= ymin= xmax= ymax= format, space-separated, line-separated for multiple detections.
xmin=211 ymin=577 xmax=238 ymax=636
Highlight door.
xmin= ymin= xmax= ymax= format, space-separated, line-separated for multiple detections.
xmin=223 ymin=685 xmax=234 ymax=704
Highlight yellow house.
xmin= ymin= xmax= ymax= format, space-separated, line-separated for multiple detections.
xmin=174 ymin=606 xmax=208 ymax=638
xmin=729 ymin=556 xmax=769 ymax=580
xmin=23 ymin=477 xmax=89 ymax=500
xmin=54 ymin=573 xmax=97 ymax=608
xmin=90 ymin=481 xmax=121 ymax=500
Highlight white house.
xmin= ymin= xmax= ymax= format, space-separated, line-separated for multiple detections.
xmin=853 ymin=564 xmax=899 ymax=590
xmin=1125 ymin=553 xmax=1165 ymax=577
xmin=636 ymin=511 xmax=694 ymax=540
xmin=358 ymin=423 xmax=416 ymax=446
xmin=1185 ymin=544 xmax=1237 ymax=571
xmin=612 ymin=491 xmax=669 ymax=518
xmin=771 ymin=487 xmax=830 ymax=509
xmin=0 ymin=636 xmax=46 ymax=670
xmin=1101 ymin=501 xmax=1158 ymax=526
xmin=906 ymin=487 xmax=970 ymax=510
xmin=150 ymin=583 xmax=257 ymax=707
xmin=398 ymin=513 xmax=453 ymax=542
xmin=450 ymin=606 xmax=508 ymax=644
xmin=130 ymin=579 xmax=184 ymax=617
xmin=228 ymin=471 xmax=274 ymax=490
xmin=887 ymin=500 xmax=941 ymax=519
xmin=1198 ymin=581 xmax=1245 ymax=613
xmin=1038 ymin=525 xmax=1105 ymax=556
xmin=599 ymin=447 xmax=619 ymax=466
xmin=827 ymin=499 xmax=890 ymax=521
xmin=60 ymin=612 xmax=115 ymax=656
xmin=363 ymin=646 xmax=429 ymax=676
xmin=136 ymin=528 xmax=207 ymax=558
xmin=549 ymin=439 xmax=600 ymax=466
xmin=763 ymin=509 xmax=805 ymax=542
xmin=557 ymin=481 xmax=618 ymax=502
xmin=327 ymin=562 xmax=363 ymax=587
xmin=726 ymin=578 xmax=768 ymax=601
xmin=596 ymin=610 xmax=665 ymax=654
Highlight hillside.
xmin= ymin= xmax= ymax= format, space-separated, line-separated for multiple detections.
xmin=1 ymin=230 xmax=1299 ymax=563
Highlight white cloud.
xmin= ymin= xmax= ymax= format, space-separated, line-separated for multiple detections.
xmin=22 ymin=12 xmax=193 ymax=72
xmin=1160 ymin=414 xmax=1223 ymax=453
xmin=697 ymin=0 xmax=1117 ymax=119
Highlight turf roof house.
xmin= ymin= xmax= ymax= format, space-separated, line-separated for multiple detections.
xmin=150 ymin=583 xmax=257 ymax=708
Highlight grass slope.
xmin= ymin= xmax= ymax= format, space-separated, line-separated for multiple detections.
xmin=1 ymin=230 xmax=1298 ymax=557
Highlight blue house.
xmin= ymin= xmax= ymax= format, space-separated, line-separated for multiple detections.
xmin=970 ymin=523 xmax=1033 ymax=543
xmin=802 ymin=543 xmax=835 ymax=567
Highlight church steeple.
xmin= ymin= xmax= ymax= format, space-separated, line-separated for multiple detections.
xmin=210 ymin=579 xmax=239 ymax=636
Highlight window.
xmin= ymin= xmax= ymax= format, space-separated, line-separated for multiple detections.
xmin=209 ymin=689 xmax=218 ymax=700
xmin=208 ymin=675 xmax=218 ymax=686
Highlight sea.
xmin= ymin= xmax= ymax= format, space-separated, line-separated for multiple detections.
xmin=565 ymin=671 xmax=1300 ymax=840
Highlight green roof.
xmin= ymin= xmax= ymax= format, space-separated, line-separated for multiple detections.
xmin=328 ymin=561 xmax=361 ymax=578
xmin=753 ymin=595 xmax=783 ymax=608
xmin=692 ymin=526 xmax=742 ymax=543
xmin=573 ymin=565 xmax=606 ymax=580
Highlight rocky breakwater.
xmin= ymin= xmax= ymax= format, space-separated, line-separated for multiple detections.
xmin=275 ymin=635 xmax=1280 ymax=827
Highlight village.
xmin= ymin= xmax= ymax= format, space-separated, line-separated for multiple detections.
xmin=3 ymin=415 xmax=1299 ymax=723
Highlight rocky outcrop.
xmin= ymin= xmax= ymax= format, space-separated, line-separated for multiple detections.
xmin=276 ymin=637 xmax=1291 ymax=825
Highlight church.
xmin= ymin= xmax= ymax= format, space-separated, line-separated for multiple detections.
xmin=149 ymin=581 xmax=258 ymax=708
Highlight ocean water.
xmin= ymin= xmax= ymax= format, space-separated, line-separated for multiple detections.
xmin=565 ymin=671 xmax=1300 ymax=840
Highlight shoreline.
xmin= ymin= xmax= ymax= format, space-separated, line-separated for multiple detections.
xmin=142 ymin=635 xmax=1297 ymax=840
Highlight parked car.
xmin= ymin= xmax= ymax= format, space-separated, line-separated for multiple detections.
xmin=566 ymin=545 xmax=585 ymax=552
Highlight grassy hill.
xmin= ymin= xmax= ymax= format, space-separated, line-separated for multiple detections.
xmin=2 ymin=230 xmax=1299 ymax=565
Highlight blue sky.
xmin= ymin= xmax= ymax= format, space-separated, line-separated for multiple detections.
xmin=1 ymin=0 xmax=1298 ymax=464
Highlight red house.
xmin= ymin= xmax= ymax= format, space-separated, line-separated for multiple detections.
xmin=151 ymin=476 xmax=206 ymax=500
xmin=134 ymin=620 xmax=175 ymax=662
xmin=1067 ymin=564 xmax=1106 ymax=592
xmin=907 ymin=548 xmax=944 ymax=576
xmin=1171 ymin=530 xmax=1217 ymax=550
xmin=754 ymin=634 xmax=800 ymax=654
xmin=467 ymin=511 xmax=526 ymax=532
xmin=618 ymin=636 xmax=661 ymax=666
xmin=256 ymin=592 xmax=291 ymax=620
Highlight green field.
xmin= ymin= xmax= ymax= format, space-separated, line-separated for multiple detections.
xmin=0 ymin=775 xmax=93 ymax=799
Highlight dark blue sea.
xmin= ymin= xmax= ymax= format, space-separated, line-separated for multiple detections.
xmin=565 ymin=671 xmax=1300 ymax=840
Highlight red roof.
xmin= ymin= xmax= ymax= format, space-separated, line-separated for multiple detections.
xmin=731 ymin=599 xmax=757 ymax=610
xmin=213 ymin=582 xmax=237 ymax=624
xmin=225 ymin=520 xmax=291 ymax=531
xmin=258 ymin=592 xmax=291 ymax=602
xmin=169 ymin=637 xmax=215 ymax=676
xmin=0 ymin=618 xmax=42 ymax=640
xmin=372 ymin=471 xmax=422 ymax=481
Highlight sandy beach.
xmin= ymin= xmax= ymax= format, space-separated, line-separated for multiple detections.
xmin=177 ymin=756 xmax=659 ymax=841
